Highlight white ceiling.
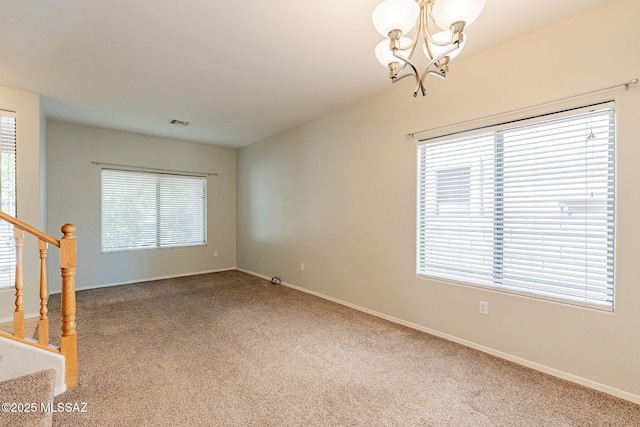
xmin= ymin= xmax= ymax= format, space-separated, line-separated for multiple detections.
xmin=0 ymin=0 xmax=613 ymax=148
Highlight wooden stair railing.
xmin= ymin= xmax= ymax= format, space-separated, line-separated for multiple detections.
xmin=0 ymin=211 xmax=77 ymax=389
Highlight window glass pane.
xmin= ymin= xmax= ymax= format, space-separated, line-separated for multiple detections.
xmin=418 ymin=133 xmax=495 ymax=286
xmin=499 ymin=112 xmax=614 ymax=306
xmin=102 ymin=170 xmax=157 ymax=252
xmin=159 ymin=175 xmax=207 ymax=247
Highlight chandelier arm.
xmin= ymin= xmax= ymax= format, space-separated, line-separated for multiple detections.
xmin=426 ymin=25 xmax=465 ymax=47
xmin=416 ymin=1 xmax=433 ymax=59
xmin=396 ymin=63 xmax=409 ymax=75
xmin=419 ymin=44 xmax=461 ymax=83
xmin=424 ymin=3 xmax=461 ymax=47
xmin=425 ymin=70 xmax=447 ymax=79
xmin=418 ymin=58 xmax=444 ymax=84
xmin=393 ymin=72 xmax=419 ymax=83
xmin=391 ymin=51 xmax=412 ymax=76
xmin=392 ymin=51 xmax=421 ymax=85
xmin=386 ymin=27 xmax=419 ymax=79
xmin=412 ymin=79 xmax=428 ymax=97
xmin=424 ymin=34 xmax=452 ymax=47
xmin=402 ymin=34 xmax=420 ymax=59
xmin=421 ymin=2 xmax=437 ymax=60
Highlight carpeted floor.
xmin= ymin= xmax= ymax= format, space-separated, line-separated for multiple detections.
xmin=47 ymin=270 xmax=640 ymax=426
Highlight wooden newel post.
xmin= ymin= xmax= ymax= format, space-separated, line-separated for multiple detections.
xmin=59 ymin=224 xmax=77 ymax=388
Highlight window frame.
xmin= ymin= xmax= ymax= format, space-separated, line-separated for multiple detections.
xmin=0 ymin=110 xmax=17 ymax=289
xmin=416 ymin=102 xmax=616 ymax=311
xmin=100 ymin=168 xmax=207 ymax=253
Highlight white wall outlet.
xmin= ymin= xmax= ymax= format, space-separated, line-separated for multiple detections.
xmin=300 ymin=263 xmax=305 ymax=271
xmin=479 ymin=301 xmax=489 ymax=315
xmin=214 ymin=251 xmax=218 ymax=256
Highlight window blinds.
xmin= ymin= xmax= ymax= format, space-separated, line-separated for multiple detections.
xmin=0 ymin=112 xmax=17 ymax=289
xmin=101 ymin=169 xmax=207 ymax=252
xmin=417 ymin=104 xmax=615 ymax=310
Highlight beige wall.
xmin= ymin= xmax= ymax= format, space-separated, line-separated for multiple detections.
xmin=46 ymin=121 xmax=237 ymax=292
xmin=0 ymin=86 xmax=46 ymax=320
xmin=237 ymin=0 xmax=640 ymax=401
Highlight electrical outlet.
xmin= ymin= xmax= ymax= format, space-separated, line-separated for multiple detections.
xmin=300 ymin=263 xmax=305 ymax=271
xmin=479 ymin=301 xmax=489 ymax=315
xmin=214 ymin=251 xmax=218 ymax=257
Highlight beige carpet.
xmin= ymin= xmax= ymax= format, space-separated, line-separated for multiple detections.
xmin=46 ymin=270 xmax=639 ymax=426
xmin=0 ymin=367 xmax=56 ymax=427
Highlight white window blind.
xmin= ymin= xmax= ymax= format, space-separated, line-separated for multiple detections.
xmin=101 ymin=169 xmax=207 ymax=252
xmin=417 ymin=104 xmax=615 ymax=310
xmin=0 ymin=111 xmax=17 ymax=289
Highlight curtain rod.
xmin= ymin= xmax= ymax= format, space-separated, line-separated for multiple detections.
xmin=406 ymin=78 xmax=638 ymax=139
xmin=91 ymin=161 xmax=218 ymax=176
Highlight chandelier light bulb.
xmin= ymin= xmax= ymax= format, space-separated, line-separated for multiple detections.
xmin=431 ymin=0 xmax=485 ymax=31
xmin=375 ymin=37 xmax=413 ymax=67
xmin=372 ymin=0 xmax=420 ymax=37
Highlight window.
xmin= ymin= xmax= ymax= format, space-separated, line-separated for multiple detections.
xmin=0 ymin=112 xmax=17 ymax=289
xmin=417 ymin=104 xmax=615 ymax=310
xmin=101 ymin=169 xmax=207 ymax=252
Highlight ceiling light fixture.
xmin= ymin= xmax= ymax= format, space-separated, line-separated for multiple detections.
xmin=372 ymin=0 xmax=485 ymax=97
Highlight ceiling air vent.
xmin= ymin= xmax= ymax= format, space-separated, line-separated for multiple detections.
xmin=169 ymin=119 xmax=190 ymax=127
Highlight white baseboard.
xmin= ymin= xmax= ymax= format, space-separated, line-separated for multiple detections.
xmin=51 ymin=267 xmax=237 ymax=294
xmin=236 ymin=268 xmax=640 ymax=405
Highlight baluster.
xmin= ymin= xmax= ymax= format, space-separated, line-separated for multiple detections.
xmin=13 ymin=228 xmax=24 ymax=339
xmin=38 ymin=239 xmax=49 ymax=346
xmin=59 ymin=224 xmax=77 ymax=388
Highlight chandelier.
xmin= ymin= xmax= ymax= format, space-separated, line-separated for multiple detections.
xmin=372 ymin=0 xmax=485 ymax=97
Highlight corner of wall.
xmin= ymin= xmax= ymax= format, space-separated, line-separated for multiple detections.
xmin=0 ymin=86 xmax=46 ymax=317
